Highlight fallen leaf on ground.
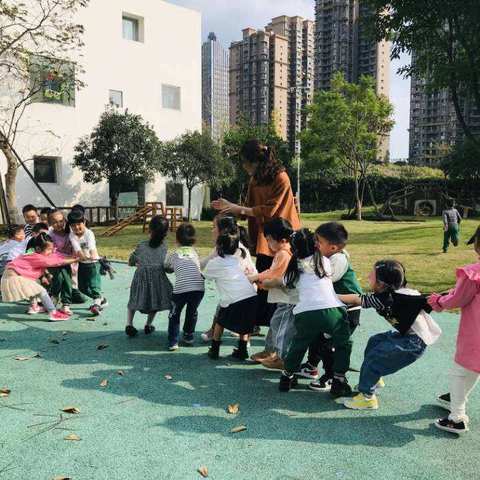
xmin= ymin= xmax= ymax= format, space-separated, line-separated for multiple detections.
xmin=198 ymin=466 xmax=209 ymax=478
xmin=86 ymin=317 xmax=96 ymax=322
xmin=64 ymin=433 xmax=81 ymax=441
xmin=227 ymin=403 xmax=239 ymax=414
xmin=50 ymin=339 xmax=60 ymax=345
xmin=62 ymin=331 xmax=68 ymax=336
xmin=32 ymin=353 xmax=42 ymax=358
xmin=97 ymin=344 xmax=109 ymax=350
xmin=103 ymin=322 xmax=108 ymax=326
xmin=14 ymin=356 xmax=30 ymax=361
xmin=100 ymin=379 xmax=108 ymax=387
xmin=61 ymin=406 xmax=80 ymax=414
xmin=117 ymin=370 xmax=125 ymax=376
xmin=0 ymin=388 xmax=11 ymax=398
xmin=164 ymin=374 xmax=173 ymax=380
xmin=53 ymin=477 xmax=71 ymax=480
xmin=230 ymin=425 xmax=247 ymax=433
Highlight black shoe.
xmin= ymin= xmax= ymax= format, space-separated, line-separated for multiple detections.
xmin=435 ymin=416 xmax=468 ymax=434
xmin=125 ymin=325 xmax=138 ymax=337
xmin=251 ymin=326 xmax=264 ymax=337
xmin=279 ymin=371 xmax=298 ymax=392
xmin=437 ymin=393 xmax=451 ymax=410
xmin=144 ymin=324 xmax=155 ymax=335
xmin=330 ymin=377 xmax=352 ymax=399
xmin=71 ymin=290 xmax=87 ymax=304
xmin=208 ymin=339 xmax=221 ymax=360
xmin=181 ymin=334 xmax=194 ymax=347
xmin=231 ymin=340 xmax=249 ymax=360
xmin=309 ymin=374 xmax=333 ymax=392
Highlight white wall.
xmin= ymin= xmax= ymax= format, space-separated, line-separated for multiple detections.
xmin=2 ymin=0 xmax=203 ymax=219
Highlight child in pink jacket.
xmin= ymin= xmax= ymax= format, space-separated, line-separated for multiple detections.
xmin=428 ymin=226 xmax=480 ymax=435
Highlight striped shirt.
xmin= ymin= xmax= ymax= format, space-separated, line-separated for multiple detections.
xmin=24 ymin=223 xmax=35 ymax=238
xmin=164 ymin=246 xmax=205 ymax=294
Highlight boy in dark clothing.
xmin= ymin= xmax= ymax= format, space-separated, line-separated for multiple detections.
xmin=442 ymin=200 xmax=462 ymax=253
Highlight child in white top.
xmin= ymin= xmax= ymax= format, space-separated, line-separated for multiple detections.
xmin=203 ymin=226 xmax=257 ymax=361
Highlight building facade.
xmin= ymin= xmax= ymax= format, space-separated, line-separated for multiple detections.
xmin=1 ymin=0 xmax=203 ymax=218
xmin=202 ymin=32 xmax=229 ymax=143
xmin=229 ymin=15 xmax=314 ymax=153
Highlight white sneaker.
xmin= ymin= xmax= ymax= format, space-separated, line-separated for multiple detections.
xmin=201 ymin=331 xmax=212 ymax=343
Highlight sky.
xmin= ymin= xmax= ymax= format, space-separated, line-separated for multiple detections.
xmin=168 ymin=0 xmax=411 ymax=159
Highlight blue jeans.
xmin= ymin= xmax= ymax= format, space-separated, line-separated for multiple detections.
xmin=358 ymin=331 xmax=426 ymax=395
xmin=168 ymin=291 xmax=204 ymax=346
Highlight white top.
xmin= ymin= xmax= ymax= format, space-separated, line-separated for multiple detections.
xmin=293 ymin=256 xmax=345 ymax=315
xmin=329 ymin=250 xmax=350 ymax=282
xmin=0 ymin=239 xmax=28 ymax=261
xmin=200 ymin=242 xmax=256 ymax=276
xmin=203 ymin=255 xmax=257 ymax=308
xmin=69 ymin=228 xmax=98 ymax=263
xmin=164 ymin=246 xmax=205 ymax=294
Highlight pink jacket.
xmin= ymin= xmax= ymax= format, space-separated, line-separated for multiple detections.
xmin=7 ymin=252 xmax=68 ymax=280
xmin=429 ymin=262 xmax=480 ymax=373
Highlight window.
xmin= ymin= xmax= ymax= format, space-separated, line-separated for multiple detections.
xmin=166 ymin=182 xmax=183 ymax=206
xmin=33 ymin=156 xmax=59 ymax=183
xmin=122 ymin=14 xmax=143 ymax=42
xmin=162 ymin=84 xmax=181 ymax=110
xmin=109 ymin=90 xmax=123 ymax=108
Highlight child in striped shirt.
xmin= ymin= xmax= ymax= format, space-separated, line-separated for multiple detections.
xmin=164 ymin=223 xmax=205 ymax=351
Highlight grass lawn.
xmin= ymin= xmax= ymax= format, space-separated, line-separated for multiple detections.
xmin=95 ymin=213 xmax=480 ymax=293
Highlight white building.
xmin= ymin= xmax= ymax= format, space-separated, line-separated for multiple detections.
xmin=1 ymin=0 xmax=203 ymax=219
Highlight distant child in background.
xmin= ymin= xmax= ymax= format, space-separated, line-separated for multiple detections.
xmin=1 ymin=233 xmax=76 ymax=321
xmin=0 ymin=225 xmax=28 ymax=276
xmin=68 ymin=209 xmax=108 ymax=315
xmin=40 ymin=207 xmax=53 ymax=223
xmin=279 ymin=229 xmax=352 ymax=399
xmin=247 ymin=217 xmax=294 ymax=370
xmin=25 ymin=223 xmax=49 ymax=252
xmin=126 ymin=215 xmax=173 ymax=337
xmin=442 ymin=199 xmax=462 ymax=253
xmin=339 ymin=260 xmax=441 ymax=410
xmin=428 ymin=226 xmax=480 ymax=435
xmin=203 ymin=227 xmax=258 ymax=360
xmin=200 ymin=215 xmax=255 ymax=343
xmin=165 ymin=223 xmax=205 ymax=350
xmin=303 ymin=222 xmax=363 ymax=392
xmin=22 ymin=204 xmax=39 ymax=237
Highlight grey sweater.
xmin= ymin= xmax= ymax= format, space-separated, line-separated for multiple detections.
xmin=443 ymin=208 xmax=462 ymax=227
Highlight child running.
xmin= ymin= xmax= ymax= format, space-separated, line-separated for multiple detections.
xmin=247 ymin=217 xmax=294 ymax=370
xmin=428 ymin=226 xmax=480 ymax=434
xmin=203 ymin=226 xmax=258 ymax=360
xmin=279 ymin=229 xmax=353 ymax=399
xmin=442 ymin=199 xmax=462 ymax=253
xmin=301 ymin=222 xmax=363 ymax=391
xmin=126 ymin=215 xmax=173 ymax=337
xmin=164 ymin=223 xmax=205 ymax=350
xmin=338 ymin=260 xmax=442 ymax=410
xmin=0 ymin=233 xmax=76 ymax=321
xmin=67 ymin=209 xmax=108 ymax=315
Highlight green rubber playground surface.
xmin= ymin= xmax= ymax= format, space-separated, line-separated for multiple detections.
xmin=0 ymin=263 xmax=478 ymax=480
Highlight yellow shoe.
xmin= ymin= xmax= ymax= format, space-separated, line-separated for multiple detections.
xmin=376 ymin=378 xmax=386 ymax=389
xmin=344 ymin=393 xmax=379 ymax=410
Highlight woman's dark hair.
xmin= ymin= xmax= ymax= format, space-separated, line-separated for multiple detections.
xmin=240 ymin=139 xmax=284 ymax=186
xmin=34 ymin=232 xmax=54 ymax=252
xmin=264 ymin=217 xmax=293 ymax=242
xmin=40 ymin=207 xmax=53 ymax=216
xmin=149 ymin=215 xmax=169 ymax=248
xmin=315 ymin=222 xmax=348 ymax=246
xmin=285 ymin=228 xmax=327 ymax=288
xmin=67 ymin=209 xmax=85 ymax=225
xmin=215 ymin=215 xmax=250 ymax=258
xmin=374 ymin=260 xmax=407 ymax=291
xmin=176 ymin=223 xmax=196 ymax=246
xmin=6 ymin=224 xmax=24 ymax=239
xmin=22 ymin=204 xmax=37 ymax=215
xmin=216 ymin=231 xmax=240 ymax=258
xmin=32 ymin=223 xmax=49 ymax=234
xmin=71 ymin=204 xmax=86 ymax=214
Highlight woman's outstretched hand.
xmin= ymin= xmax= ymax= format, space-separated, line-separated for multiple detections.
xmin=211 ymin=198 xmax=239 ymax=215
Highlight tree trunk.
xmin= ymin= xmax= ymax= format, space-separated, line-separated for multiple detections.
xmin=187 ymin=187 xmax=193 ymax=222
xmin=1 ymin=140 xmax=20 ymax=223
xmin=354 ymin=178 xmax=362 ymax=221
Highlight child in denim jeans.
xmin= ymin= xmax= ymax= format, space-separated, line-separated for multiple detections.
xmin=338 ymin=260 xmax=442 ymax=410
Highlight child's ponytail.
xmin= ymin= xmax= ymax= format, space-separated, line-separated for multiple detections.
xmin=149 ymin=215 xmax=169 ymax=248
xmin=34 ymin=233 xmax=54 ymax=252
xmin=284 ymin=228 xmax=319 ymax=288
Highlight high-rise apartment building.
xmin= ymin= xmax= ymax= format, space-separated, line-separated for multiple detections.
xmin=202 ymin=32 xmax=229 ymax=142
xmin=229 ymin=15 xmax=314 ymax=152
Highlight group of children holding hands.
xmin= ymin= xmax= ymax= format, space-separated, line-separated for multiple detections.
xmin=1 ymin=204 xmax=478 ymax=437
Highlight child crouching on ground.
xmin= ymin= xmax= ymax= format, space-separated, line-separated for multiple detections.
xmin=164 ymin=223 xmax=204 ymax=350
xmin=0 ymin=233 xmax=76 ymax=321
xmin=203 ymin=226 xmax=258 ymax=360
xmin=248 ymin=218 xmax=294 ymax=370
xmin=338 ymin=260 xmax=442 ymax=410
xmin=67 ymin=210 xmax=108 ymax=315
xmin=279 ymin=229 xmax=353 ymax=399
xmin=126 ymin=215 xmax=172 ymax=337
xmin=428 ymin=226 xmax=480 ymax=435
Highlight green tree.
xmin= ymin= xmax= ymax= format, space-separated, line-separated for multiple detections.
xmin=158 ymin=130 xmax=231 ymax=221
xmin=366 ymin=0 xmax=480 ymax=144
xmin=301 ymin=73 xmax=394 ymax=220
xmin=73 ymin=109 xmax=161 ymax=217
xmin=221 ymin=119 xmax=293 ymax=204
xmin=0 ymin=0 xmax=88 ymax=220
xmin=441 ymin=138 xmax=480 ymax=181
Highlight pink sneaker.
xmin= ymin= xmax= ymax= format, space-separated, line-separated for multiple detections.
xmin=60 ymin=306 xmax=72 ymax=316
xmin=48 ymin=310 xmax=70 ymax=322
xmin=27 ymin=305 xmax=47 ymax=315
